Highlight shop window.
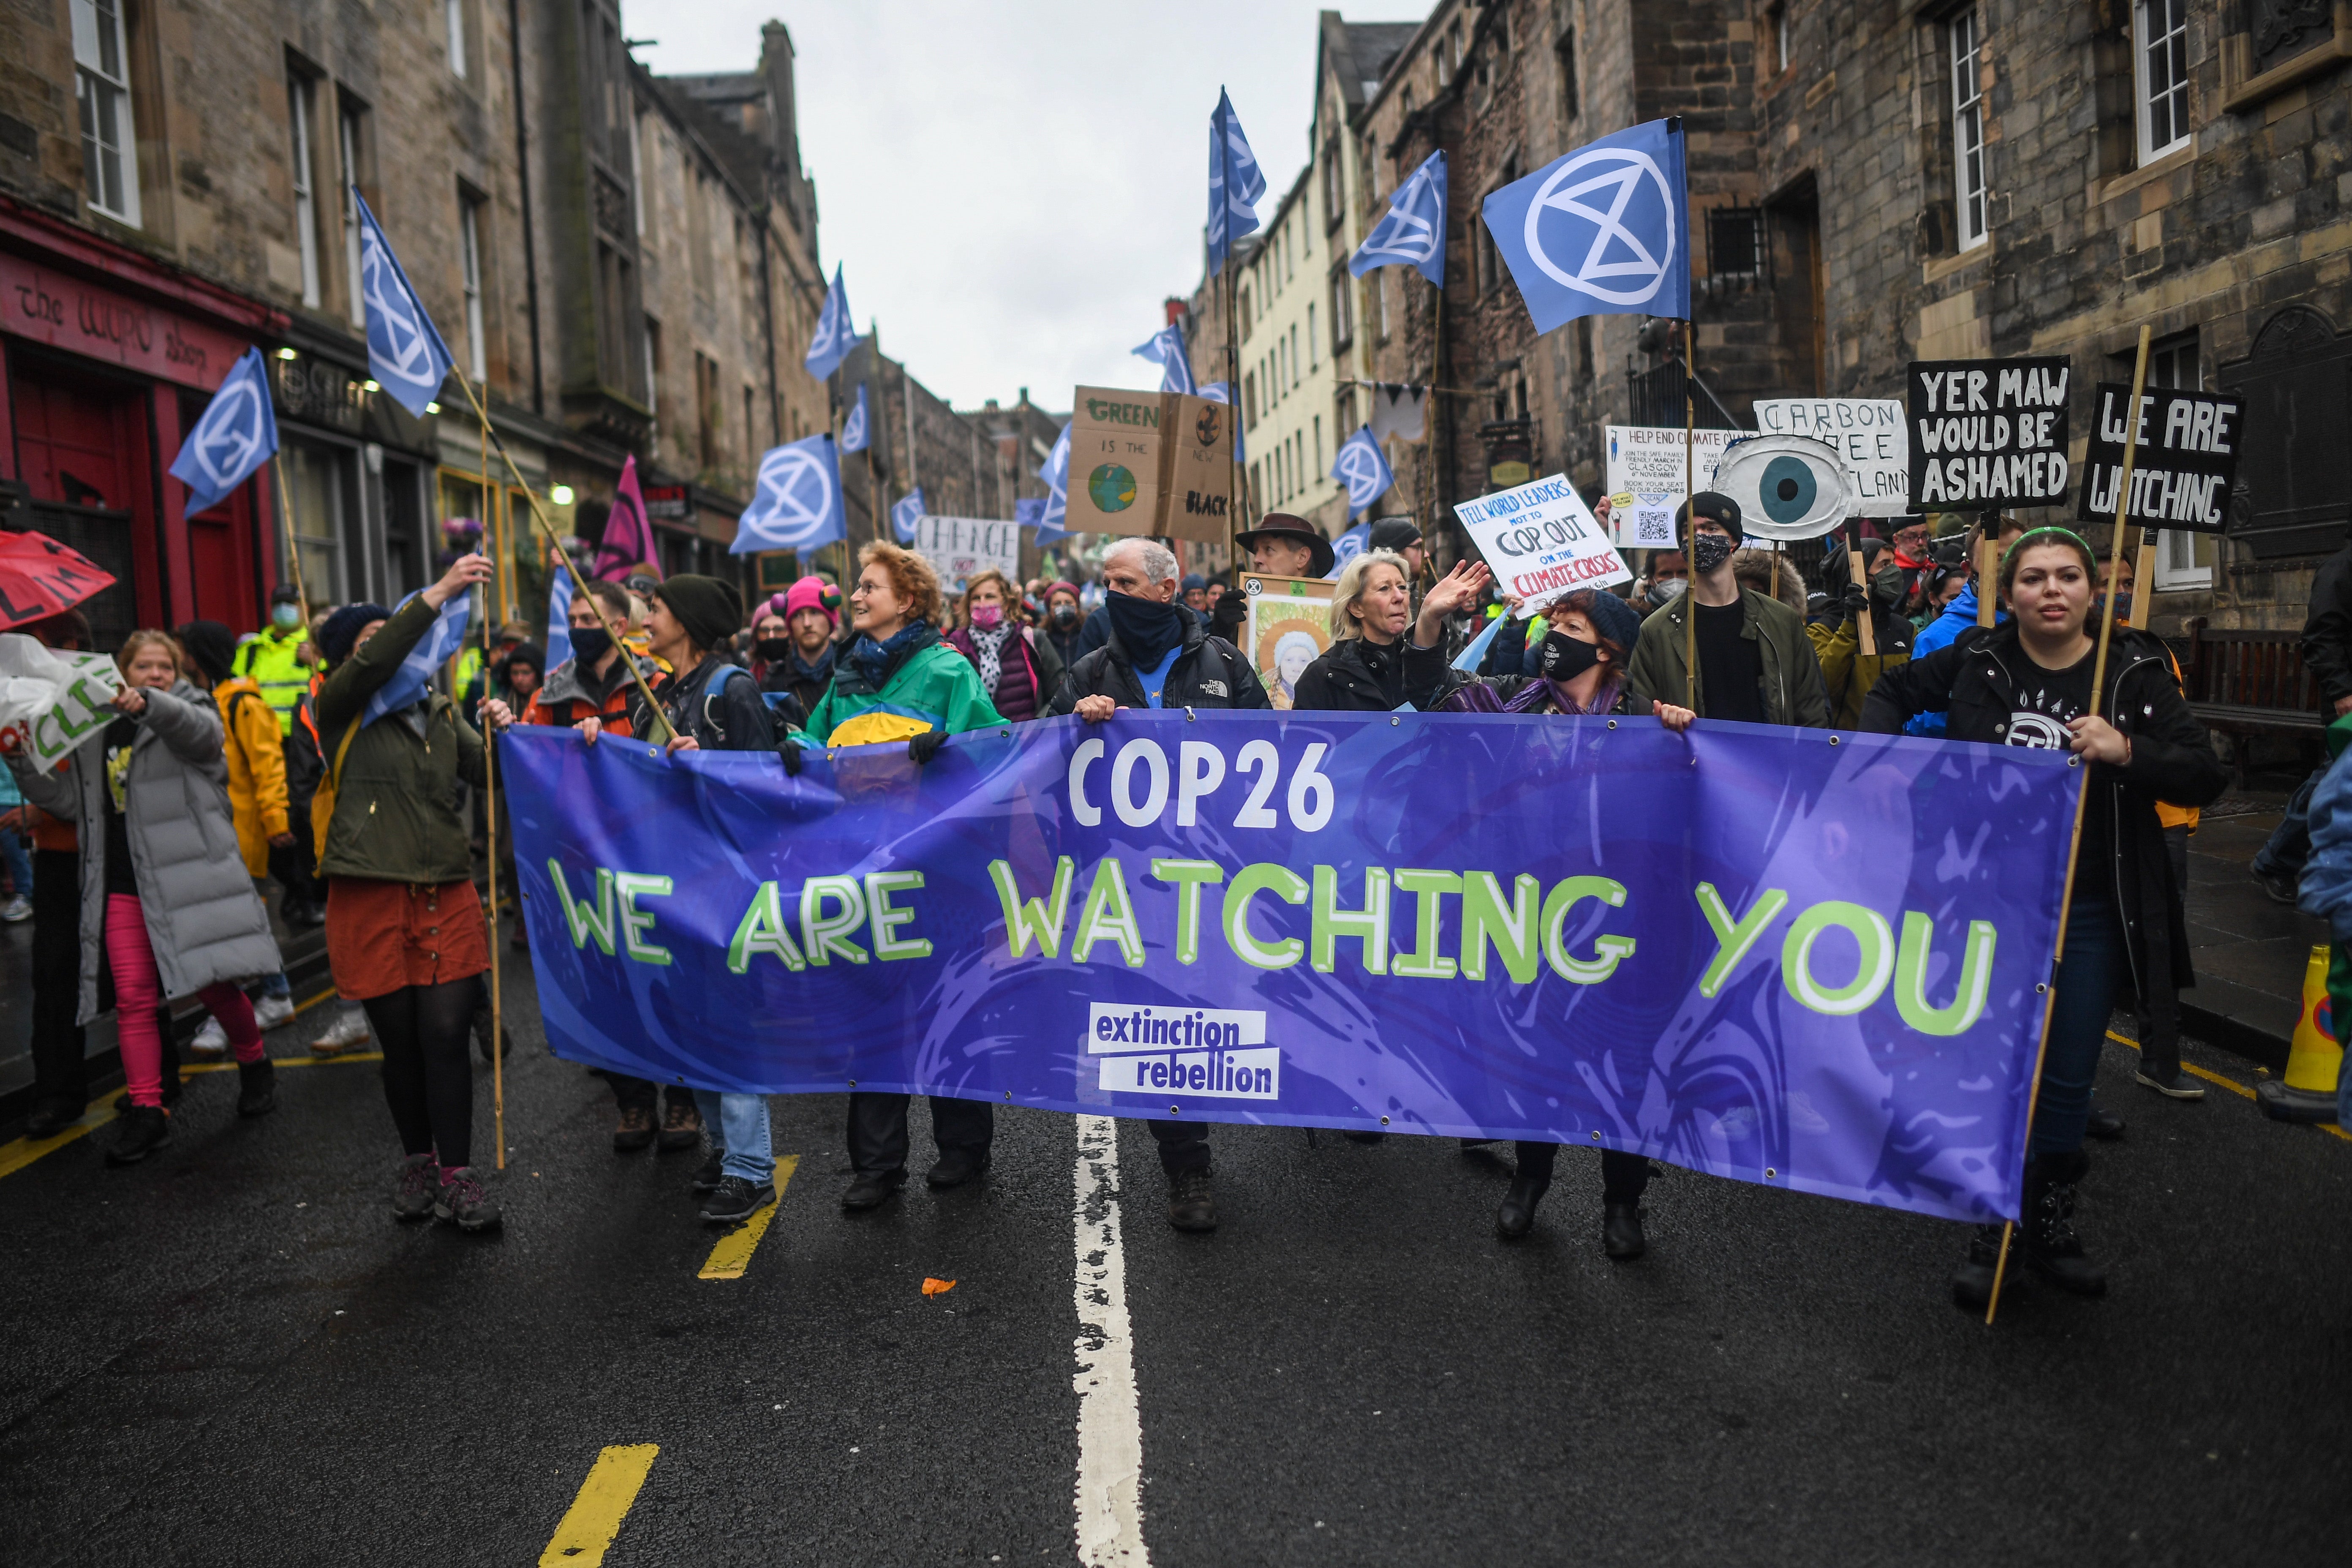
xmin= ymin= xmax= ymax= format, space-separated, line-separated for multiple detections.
xmin=72 ymin=0 xmax=139 ymax=225
xmin=2135 ymin=0 xmax=2191 ymax=163
xmin=289 ymin=439 xmax=356 ymax=603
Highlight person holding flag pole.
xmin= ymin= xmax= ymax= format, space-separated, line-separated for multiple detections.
xmin=1862 ymin=326 xmax=2227 ymax=1314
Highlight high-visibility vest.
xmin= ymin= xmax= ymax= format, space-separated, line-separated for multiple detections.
xmin=231 ymin=626 xmax=312 ymax=735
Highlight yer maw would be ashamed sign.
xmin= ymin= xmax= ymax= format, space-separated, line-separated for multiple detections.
xmin=1906 ymin=358 xmax=2071 ymax=509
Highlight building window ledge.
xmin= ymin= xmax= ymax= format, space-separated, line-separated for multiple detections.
xmin=1921 ymin=243 xmax=1990 ymax=287
xmin=2221 ymin=18 xmax=2352 ymax=114
xmin=2100 ymin=143 xmax=2195 ymax=207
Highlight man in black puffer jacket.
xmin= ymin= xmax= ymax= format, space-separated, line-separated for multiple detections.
xmin=1048 ymin=536 xmax=1267 ymax=1235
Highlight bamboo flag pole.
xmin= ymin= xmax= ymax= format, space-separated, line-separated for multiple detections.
xmin=447 ymin=373 xmax=675 ymax=744
xmin=267 ymin=453 xmax=313 ymax=629
xmin=1984 ymin=323 xmax=2154 ymax=1325
xmin=1682 ymin=318 xmax=1699 ymax=710
xmin=1848 ymin=524 xmax=1878 ymax=658
xmin=476 ymin=408 xmax=504 ymax=1170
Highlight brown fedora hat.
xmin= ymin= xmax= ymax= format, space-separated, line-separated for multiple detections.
xmin=1233 ymin=512 xmax=1335 ymax=578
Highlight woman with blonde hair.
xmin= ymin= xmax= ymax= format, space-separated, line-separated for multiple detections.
xmin=944 ymin=566 xmax=1063 ymax=723
xmin=1289 ymin=550 xmax=1488 ymax=713
xmin=5 ymin=629 xmax=284 ymax=1164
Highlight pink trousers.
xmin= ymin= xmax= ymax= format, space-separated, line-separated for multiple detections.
xmin=107 ymin=893 xmax=262 ymax=1108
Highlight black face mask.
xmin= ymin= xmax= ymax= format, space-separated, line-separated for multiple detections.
xmin=1051 ymin=605 xmax=1079 ymax=629
xmin=1104 ymin=591 xmax=1184 ymax=669
xmin=569 ymin=626 xmax=613 ymax=665
xmin=754 ymin=638 xmax=793 ymax=662
xmin=1540 ymin=630 xmax=1603 ymax=682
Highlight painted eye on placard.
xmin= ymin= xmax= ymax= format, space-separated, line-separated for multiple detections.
xmin=1711 ymin=435 xmax=1852 ymax=540
xmin=1759 ymin=455 xmax=1818 ymax=524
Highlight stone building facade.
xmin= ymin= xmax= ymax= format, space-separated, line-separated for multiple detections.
xmin=0 ymin=0 xmax=828 ymax=643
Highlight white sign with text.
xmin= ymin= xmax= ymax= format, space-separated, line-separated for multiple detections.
xmin=1751 ymin=398 xmax=1909 ymax=514
xmin=1603 ymin=426 xmax=1738 ymax=548
xmin=912 ymin=515 xmax=1021 ymax=593
xmin=1454 ymin=474 xmax=1631 ymax=615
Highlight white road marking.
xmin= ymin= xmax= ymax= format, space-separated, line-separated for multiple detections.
xmin=1073 ymin=1114 xmax=1149 ymax=1567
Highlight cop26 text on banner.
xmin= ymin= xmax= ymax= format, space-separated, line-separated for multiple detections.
xmin=504 ymin=713 xmax=2077 ymax=1225
xmin=1481 ymin=119 xmax=1689 ymax=335
xmin=2075 ymin=384 xmax=2243 ymax=532
xmin=1453 ymin=474 xmax=1630 ymax=613
xmin=1906 ymin=358 xmax=2072 ymax=509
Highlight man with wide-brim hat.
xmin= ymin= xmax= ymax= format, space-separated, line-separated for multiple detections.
xmin=1234 ymin=513 xmax=1335 ymax=579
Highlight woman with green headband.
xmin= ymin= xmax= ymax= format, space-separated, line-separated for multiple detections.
xmin=1862 ymin=527 xmax=2225 ymax=1310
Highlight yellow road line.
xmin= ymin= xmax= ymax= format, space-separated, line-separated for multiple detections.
xmin=539 ymin=1444 xmax=659 ymax=1567
xmin=2104 ymin=1029 xmax=2257 ymax=1100
xmin=699 ymin=1153 xmax=799 ymax=1280
xmin=180 ymin=1053 xmax=387 ymax=1074
xmin=0 ymin=1053 xmax=384 ymax=1180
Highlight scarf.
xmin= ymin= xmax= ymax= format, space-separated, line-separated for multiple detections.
xmin=968 ymin=623 xmax=1013 ymax=694
xmin=848 ymin=619 xmax=936 ymax=689
xmin=787 ymin=643 xmax=836 ymax=689
xmin=1104 ymin=591 xmax=1187 ymax=670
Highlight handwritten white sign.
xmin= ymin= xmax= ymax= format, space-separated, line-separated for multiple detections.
xmin=1751 ymin=398 xmax=1909 ymax=514
xmin=1603 ymin=426 xmax=1738 ymax=548
xmin=912 ymin=515 xmax=1021 ymax=593
xmin=1454 ymin=474 xmax=1630 ymax=615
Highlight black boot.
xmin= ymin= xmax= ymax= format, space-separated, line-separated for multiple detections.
xmin=1167 ymin=1170 xmax=1217 ymax=1233
xmin=1494 ymin=1175 xmax=1548 ymax=1239
xmin=2083 ymin=1103 xmax=2125 ymax=1141
xmin=1949 ymin=1223 xmax=2010 ymax=1310
xmin=235 ymin=1058 xmax=277 ymax=1118
xmin=2022 ymin=1150 xmax=2107 ymax=1297
xmin=1602 ymin=1202 xmax=1647 ymax=1260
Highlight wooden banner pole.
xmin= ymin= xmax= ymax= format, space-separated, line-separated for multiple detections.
xmin=267 ymin=453 xmax=313 ymax=629
xmin=1682 ymin=318 xmax=1698 ymax=710
xmin=474 ymin=401 xmax=504 ymax=1169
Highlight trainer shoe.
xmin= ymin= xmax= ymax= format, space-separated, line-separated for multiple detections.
xmin=235 ymin=1058 xmax=277 ymax=1118
xmin=0 ymin=894 xmax=30 ymax=923
xmin=690 ymin=1147 xmax=726 ymax=1193
xmin=309 ymin=1007 xmax=371 ymax=1057
xmin=656 ymin=1099 xmax=703 ymax=1153
xmin=392 ymin=1152 xmax=439 ymax=1220
xmin=252 ymin=993 xmax=296 ymax=1031
xmin=434 ymin=1166 xmax=502 ymax=1232
xmin=1166 ymin=1171 xmax=1217 ymax=1233
xmin=188 ymin=1017 xmax=229 ymax=1061
xmin=2135 ymin=1063 xmax=2207 ymax=1100
xmin=700 ymin=1174 xmax=776 ymax=1224
xmin=104 ymin=1105 xmax=171 ymax=1166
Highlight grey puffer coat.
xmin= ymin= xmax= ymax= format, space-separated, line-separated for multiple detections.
xmin=9 ymin=681 xmax=283 ymax=1025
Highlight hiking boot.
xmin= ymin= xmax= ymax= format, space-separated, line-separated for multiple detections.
xmin=310 ymin=1008 xmax=371 ymax=1057
xmin=392 ymin=1153 xmax=440 ymax=1221
xmin=656 ymin=1099 xmax=703 ymax=1153
xmin=189 ymin=1017 xmax=229 ymax=1061
xmin=2022 ymin=1151 xmax=2106 ymax=1297
xmin=926 ymin=1146 xmax=991 ymax=1189
xmin=434 ymin=1166 xmax=502 ymax=1232
xmin=612 ymin=1104 xmax=657 ymax=1153
xmin=235 ymin=1058 xmax=278 ymax=1118
xmin=1950 ymin=1222 xmax=2011 ymax=1311
xmin=700 ymin=1174 xmax=776 ymax=1224
xmin=2135 ymin=1062 xmax=2207 ymax=1100
xmin=1167 ymin=1170 xmax=1217 ymax=1233
xmin=2252 ymin=865 xmax=2301 ymax=905
xmin=841 ymin=1168 xmax=906 ymax=1211
xmin=1495 ymin=1175 xmax=1549 ymax=1240
xmin=1602 ymin=1202 xmax=1647 ymax=1261
xmin=113 ymin=1077 xmax=182 ymax=1114
xmin=690 ymin=1147 xmax=726 ymax=1193
xmin=2084 ymin=1104 xmax=2125 ymax=1141
xmin=252 ymin=993 xmax=296 ymax=1031
xmin=105 ymin=1105 xmax=171 ymax=1166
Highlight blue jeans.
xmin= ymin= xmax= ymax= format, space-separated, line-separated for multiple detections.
xmin=692 ymin=1090 xmax=774 ymax=1184
xmin=0 ymin=832 xmax=31 ymax=901
xmin=258 ymin=971 xmax=291 ymax=999
xmin=2254 ymin=765 xmax=2323 ymax=879
xmin=2033 ymin=903 xmax=2124 ymax=1158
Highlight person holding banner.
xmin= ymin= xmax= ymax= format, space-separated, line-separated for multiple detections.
xmin=1861 ymin=529 xmax=2226 ymax=1306
xmin=1624 ymin=493 xmax=1829 ymax=729
xmin=1439 ymin=587 xmax=1695 ymax=1254
xmin=781 ymin=542 xmax=1007 ymax=1211
xmin=312 ymin=553 xmax=502 ymax=1230
xmin=5 ymin=630 xmax=286 ymax=1164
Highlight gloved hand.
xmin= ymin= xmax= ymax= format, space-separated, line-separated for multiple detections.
xmin=907 ymin=730 xmax=947 ymax=765
xmin=777 ymin=737 xmax=805 ymax=776
xmin=1840 ymin=579 xmax=1871 ymax=623
xmin=1209 ymin=591 xmax=1247 ymax=640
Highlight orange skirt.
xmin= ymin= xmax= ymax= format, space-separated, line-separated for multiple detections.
xmin=326 ymin=877 xmax=489 ymax=1000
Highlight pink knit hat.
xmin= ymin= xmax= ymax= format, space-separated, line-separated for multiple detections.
xmin=783 ymin=574 xmax=837 ymax=630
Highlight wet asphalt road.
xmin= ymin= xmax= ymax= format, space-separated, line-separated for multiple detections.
xmin=1 ymin=952 xmax=2347 ymax=1568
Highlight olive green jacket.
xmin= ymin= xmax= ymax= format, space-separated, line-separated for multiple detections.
xmin=1624 ymin=588 xmax=1831 ymax=729
xmin=312 ymin=594 xmax=487 ymax=883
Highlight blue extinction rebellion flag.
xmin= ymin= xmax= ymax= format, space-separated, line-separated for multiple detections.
xmin=734 ymin=435 xmax=847 ymax=555
xmin=1133 ymin=325 xmax=1196 ymax=395
xmin=1481 ymin=118 xmax=1690 ymax=335
xmin=364 ymin=589 xmax=471 ymax=725
xmin=1350 ymin=150 xmax=1448 ymax=287
xmin=1206 ymin=88 xmax=1266 ymax=269
xmin=841 ymin=384 xmax=870 ymax=454
xmin=354 ymin=190 xmax=456 ymax=417
xmin=891 ymin=486 xmax=926 ymax=544
xmin=1330 ymin=427 xmax=1395 ymax=521
xmin=169 ymin=347 xmax=278 ymax=514
xmin=805 ymin=266 xmax=861 ymax=382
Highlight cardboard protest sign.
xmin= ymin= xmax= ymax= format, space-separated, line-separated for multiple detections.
xmin=1062 ymin=387 xmax=1234 ymax=543
xmin=1239 ymin=573 xmax=1335 ymax=709
xmin=1454 ymin=474 xmax=1631 ymax=615
xmin=911 ymin=515 xmax=1021 ymax=593
xmin=1603 ymin=426 xmax=1736 ymax=548
xmin=2075 ymin=384 xmax=2244 ymax=533
xmin=0 ymin=634 xmax=122 ymax=769
xmin=1906 ymin=358 xmax=2071 ymax=509
xmin=1752 ymin=399 xmax=1908 ymax=514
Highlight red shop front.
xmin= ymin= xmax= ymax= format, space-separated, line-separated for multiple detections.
xmin=0 ymin=196 xmax=289 ymax=646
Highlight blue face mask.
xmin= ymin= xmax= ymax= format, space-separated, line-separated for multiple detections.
xmin=272 ymin=603 xmax=303 ymax=631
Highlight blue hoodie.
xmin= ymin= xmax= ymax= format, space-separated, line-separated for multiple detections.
xmin=1903 ymin=583 xmax=2008 ymax=737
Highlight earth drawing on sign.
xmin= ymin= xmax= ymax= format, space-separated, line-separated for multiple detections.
xmin=1087 ymin=463 xmax=1138 ymax=514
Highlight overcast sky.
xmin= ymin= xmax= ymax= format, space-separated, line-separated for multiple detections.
xmin=634 ymin=2 xmax=1423 ymax=415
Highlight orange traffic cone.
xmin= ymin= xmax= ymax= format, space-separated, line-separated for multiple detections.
xmin=2257 ymin=943 xmax=2344 ymax=1122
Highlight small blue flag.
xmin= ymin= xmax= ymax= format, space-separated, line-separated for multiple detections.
xmin=805 ymin=265 xmax=862 ymax=382
xmin=1015 ymin=498 xmax=1045 ymax=530
xmin=1199 ymin=382 xmax=1244 ymax=463
xmin=354 ymin=190 xmax=456 ymax=418
xmin=841 ymin=383 xmax=870 ymax=453
xmin=1350 ymin=150 xmax=1448 ymax=287
xmin=891 ymin=486 xmax=925 ymax=544
xmin=1132 ymin=325 xmax=1196 ymax=395
xmin=1480 ymin=118 xmax=1689 ymax=335
xmin=1206 ymin=89 xmax=1266 ymax=269
xmin=733 ymin=434 xmax=847 ymax=555
xmin=1326 ymin=520 xmax=1370 ymax=580
xmin=1451 ymin=612 xmax=1505 ymax=672
xmin=544 ymin=568 xmax=574 ymax=671
xmin=1330 ymin=426 xmax=1395 ymax=521
xmin=170 ymin=347 xmax=278 ymax=515
xmin=1034 ymin=425 xmax=1070 ymax=544
xmin=364 ymin=588 xmax=470 ymax=726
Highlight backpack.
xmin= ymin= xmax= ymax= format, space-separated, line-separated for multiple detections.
xmin=310 ymin=716 xmax=361 ymax=862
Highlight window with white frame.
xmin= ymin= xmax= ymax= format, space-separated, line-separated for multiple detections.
xmin=460 ymin=192 xmax=487 ymax=382
xmin=287 ymin=74 xmax=321 ymax=307
xmin=1330 ymin=269 xmax=1353 ymax=348
xmin=339 ymin=101 xmax=367 ymax=328
xmin=2146 ymin=334 xmax=2212 ymax=591
xmin=445 ymin=0 xmax=468 ymax=78
xmin=2134 ymin=0 xmax=2191 ymax=164
xmin=72 ymin=0 xmax=139 ymax=225
xmin=1950 ymin=8 xmax=1987 ymax=250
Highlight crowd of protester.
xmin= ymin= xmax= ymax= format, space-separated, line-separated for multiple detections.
xmin=2 ymin=486 xmax=2258 ymax=1311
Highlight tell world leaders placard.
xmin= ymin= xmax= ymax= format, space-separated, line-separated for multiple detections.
xmin=1454 ymin=474 xmax=1630 ymax=614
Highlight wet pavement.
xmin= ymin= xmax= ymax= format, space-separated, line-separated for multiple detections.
xmin=0 ymin=928 xmax=2346 ymax=1566
xmin=2180 ymin=802 xmax=2332 ymax=1066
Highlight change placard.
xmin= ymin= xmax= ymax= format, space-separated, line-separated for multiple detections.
xmin=1603 ymin=426 xmax=1737 ymax=548
xmin=1062 ymin=387 xmax=1234 ymax=543
xmin=0 ymin=634 xmax=122 ymax=769
xmin=1907 ymin=357 xmax=2071 ymax=509
xmin=2075 ymin=384 xmax=2244 ymax=533
xmin=1454 ymin=474 xmax=1631 ymax=614
xmin=1752 ymin=398 xmax=1908 ymax=514
xmin=911 ymin=515 xmax=1021 ymax=593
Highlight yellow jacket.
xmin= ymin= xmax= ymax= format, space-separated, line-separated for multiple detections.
xmin=215 ymin=675 xmax=290 ymax=875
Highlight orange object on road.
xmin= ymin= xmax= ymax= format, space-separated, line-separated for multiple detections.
xmin=921 ymin=1277 xmax=956 ymax=1296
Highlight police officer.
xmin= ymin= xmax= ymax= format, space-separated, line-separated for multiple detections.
xmin=233 ymin=584 xmax=313 ymax=736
